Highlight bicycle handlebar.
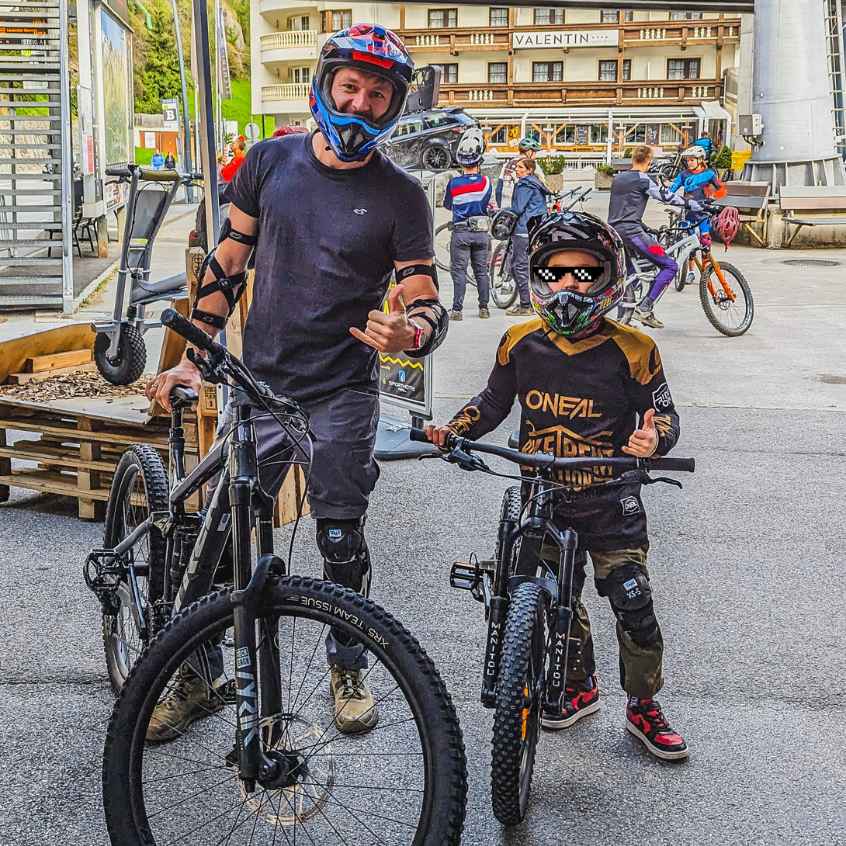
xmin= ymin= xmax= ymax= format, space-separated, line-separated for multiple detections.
xmin=105 ymin=164 xmax=203 ymax=184
xmin=160 ymin=308 xmax=223 ymax=357
xmin=409 ymin=427 xmax=695 ymax=474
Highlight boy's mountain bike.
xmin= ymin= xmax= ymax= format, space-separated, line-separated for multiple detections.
xmin=618 ymin=204 xmax=754 ymax=336
xmin=410 ymin=428 xmax=693 ymax=825
xmin=87 ymin=310 xmax=467 ymax=845
xmin=434 ymin=187 xmax=593 ymax=310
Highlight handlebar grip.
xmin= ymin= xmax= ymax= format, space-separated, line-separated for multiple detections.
xmin=648 ymin=457 xmax=695 ymax=472
xmin=409 ymin=427 xmax=430 ymax=443
xmin=160 ymin=308 xmax=219 ymax=355
xmin=105 ymin=166 xmax=131 ymax=178
xmin=137 ymin=167 xmax=181 ymax=183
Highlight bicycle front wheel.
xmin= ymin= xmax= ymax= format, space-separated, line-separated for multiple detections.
xmin=616 ymin=278 xmax=641 ymax=325
xmin=699 ymin=260 xmax=754 ymax=336
xmin=490 ymin=581 xmax=548 ymax=826
xmin=103 ymin=576 xmax=468 ymax=846
xmin=490 ymin=241 xmax=517 ymax=309
xmin=434 ymin=222 xmax=476 ymax=287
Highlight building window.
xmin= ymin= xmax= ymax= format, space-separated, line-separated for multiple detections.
xmin=288 ymin=15 xmax=310 ymax=31
xmin=660 ymin=123 xmax=683 ymax=145
xmin=490 ymin=126 xmax=508 ymax=144
xmin=330 ymin=10 xmax=351 ymax=30
xmin=290 ymin=66 xmax=310 ymax=83
xmin=667 ymin=58 xmax=701 ymax=80
xmin=533 ymin=61 xmax=563 ymax=83
xmin=489 ymin=7 xmax=508 ymax=27
xmin=555 ymin=125 xmax=575 ymax=144
xmin=534 ymin=8 xmax=565 ymax=25
xmin=432 ymin=63 xmax=458 ymax=83
xmin=600 ymin=10 xmax=634 ymax=23
xmin=598 ymin=60 xmax=618 ymax=82
xmin=428 ymin=8 xmax=458 ymax=28
xmin=589 ymin=123 xmax=609 ymax=143
xmin=488 ymin=62 xmax=507 ymax=84
xmin=670 ymin=11 xmax=704 ymax=20
xmin=622 ymin=59 xmax=631 ymax=80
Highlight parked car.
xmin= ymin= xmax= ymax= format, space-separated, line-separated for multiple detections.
xmin=380 ymin=107 xmax=477 ymax=172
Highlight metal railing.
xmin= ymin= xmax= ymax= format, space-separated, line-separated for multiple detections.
xmin=261 ymin=83 xmax=310 ymax=102
xmin=260 ymin=30 xmax=317 ymax=51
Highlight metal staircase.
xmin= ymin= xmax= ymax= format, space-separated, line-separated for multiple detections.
xmin=824 ymin=0 xmax=846 ymax=158
xmin=0 ymin=0 xmax=71 ymax=310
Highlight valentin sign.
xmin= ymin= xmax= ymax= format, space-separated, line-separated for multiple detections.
xmin=512 ymin=29 xmax=619 ymax=49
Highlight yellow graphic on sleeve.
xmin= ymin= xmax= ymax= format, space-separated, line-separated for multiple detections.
xmin=379 ymin=355 xmax=424 ymax=370
xmin=522 ymin=422 xmax=616 ymax=489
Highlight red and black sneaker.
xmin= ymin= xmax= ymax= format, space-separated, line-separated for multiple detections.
xmin=541 ymin=676 xmax=601 ymax=730
xmin=625 ymin=698 xmax=689 ymax=761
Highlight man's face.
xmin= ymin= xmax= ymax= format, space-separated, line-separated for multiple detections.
xmin=330 ymin=67 xmax=394 ymax=123
xmin=545 ymin=250 xmax=602 ymax=295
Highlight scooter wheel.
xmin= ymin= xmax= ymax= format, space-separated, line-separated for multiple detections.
xmin=94 ymin=326 xmax=147 ymax=385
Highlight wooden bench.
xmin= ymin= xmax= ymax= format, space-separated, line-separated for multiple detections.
xmin=778 ymin=186 xmax=846 ymax=247
xmin=714 ymin=181 xmax=770 ymax=246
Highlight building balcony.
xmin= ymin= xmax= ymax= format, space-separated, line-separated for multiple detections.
xmin=260 ymin=30 xmax=319 ymax=63
xmin=258 ymin=0 xmax=318 ymax=17
xmin=399 ymin=18 xmax=740 ymax=54
xmin=438 ymin=79 xmax=724 ymax=109
xmin=261 ymin=83 xmax=311 ymax=114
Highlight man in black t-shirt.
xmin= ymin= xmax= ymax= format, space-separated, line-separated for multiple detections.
xmin=146 ymin=25 xmax=447 ymax=740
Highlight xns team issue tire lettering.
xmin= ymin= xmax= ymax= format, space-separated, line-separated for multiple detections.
xmin=102 ymin=445 xmax=168 ymax=694
xmin=103 ymin=576 xmax=468 ymax=845
xmin=491 ymin=581 xmax=548 ymax=826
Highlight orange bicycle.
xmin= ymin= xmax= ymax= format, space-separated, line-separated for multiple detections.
xmin=618 ymin=205 xmax=754 ymax=336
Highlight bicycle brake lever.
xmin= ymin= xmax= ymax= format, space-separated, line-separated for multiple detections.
xmin=641 ymin=474 xmax=683 ymax=489
xmin=445 ymin=448 xmax=489 ymax=473
xmin=187 ymin=347 xmax=225 ymax=384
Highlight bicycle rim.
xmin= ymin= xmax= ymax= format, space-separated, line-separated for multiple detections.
xmin=699 ymin=261 xmax=754 ymax=336
xmin=616 ymin=278 xmax=640 ymax=325
xmin=104 ymin=578 xmax=467 ymax=845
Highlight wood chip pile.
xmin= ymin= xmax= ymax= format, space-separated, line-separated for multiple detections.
xmin=0 ymin=372 xmax=154 ymax=403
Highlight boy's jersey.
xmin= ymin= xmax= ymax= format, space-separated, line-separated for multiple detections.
xmin=447 ymin=317 xmax=680 ymax=489
xmin=443 ymin=173 xmax=492 ymax=223
xmin=670 ymin=166 xmax=722 ymax=204
xmin=608 ymin=170 xmax=685 ymax=239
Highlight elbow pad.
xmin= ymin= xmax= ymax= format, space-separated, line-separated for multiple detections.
xmin=405 ymin=298 xmax=448 ymax=358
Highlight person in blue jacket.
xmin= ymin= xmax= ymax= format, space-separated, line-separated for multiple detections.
xmin=507 ymin=157 xmax=550 ymax=316
xmin=691 ymin=129 xmax=714 ymax=161
xmin=669 ymin=145 xmax=723 ymax=250
xmin=150 ymin=150 xmax=165 ymax=170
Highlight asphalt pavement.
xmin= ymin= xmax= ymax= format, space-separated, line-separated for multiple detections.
xmin=0 ymin=187 xmax=844 ymax=845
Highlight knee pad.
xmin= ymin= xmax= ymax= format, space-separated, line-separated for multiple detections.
xmin=316 ymin=518 xmax=371 ymax=596
xmin=597 ymin=565 xmax=659 ymax=647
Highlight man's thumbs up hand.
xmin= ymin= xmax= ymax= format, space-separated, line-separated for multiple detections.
xmin=622 ymin=408 xmax=659 ymax=458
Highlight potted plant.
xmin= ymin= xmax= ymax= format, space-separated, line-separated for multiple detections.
xmin=595 ymin=163 xmax=615 ymax=190
xmin=539 ymin=154 xmax=567 ymax=191
xmin=711 ymin=144 xmax=733 ymax=179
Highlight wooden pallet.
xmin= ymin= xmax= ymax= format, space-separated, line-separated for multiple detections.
xmin=0 ymin=395 xmax=186 ymax=520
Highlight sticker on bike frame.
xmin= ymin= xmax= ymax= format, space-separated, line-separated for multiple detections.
xmin=236 ymin=646 xmax=252 ymax=669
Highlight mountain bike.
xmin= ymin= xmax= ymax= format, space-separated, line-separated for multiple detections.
xmin=617 ymin=205 xmax=754 ymax=336
xmin=88 ymin=310 xmax=467 ymax=845
xmin=409 ymin=428 xmax=694 ymax=825
xmin=434 ymin=187 xmax=593 ymax=310
xmin=93 ymin=165 xmax=202 ymax=385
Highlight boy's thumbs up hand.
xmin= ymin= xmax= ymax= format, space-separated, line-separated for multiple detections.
xmin=622 ymin=408 xmax=659 ymax=458
xmin=350 ymin=284 xmax=418 ymax=353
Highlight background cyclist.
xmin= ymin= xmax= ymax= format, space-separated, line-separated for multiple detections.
xmin=495 ymin=135 xmax=547 ymax=208
xmin=608 ymin=144 xmax=700 ymax=329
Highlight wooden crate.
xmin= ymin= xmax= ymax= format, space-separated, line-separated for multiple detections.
xmin=0 ymin=395 xmax=191 ymax=520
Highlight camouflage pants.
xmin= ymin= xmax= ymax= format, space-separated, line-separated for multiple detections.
xmin=563 ymin=546 xmax=664 ymax=698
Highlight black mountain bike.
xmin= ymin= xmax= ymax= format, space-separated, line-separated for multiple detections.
xmin=410 ymin=428 xmax=693 ymax=826
xmin=93 ymin=165 xmax=201 ymax=385
xmin=87 ymin=310 xmax=467 ymax=845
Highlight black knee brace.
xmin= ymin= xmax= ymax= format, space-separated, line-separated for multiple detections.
xmin=316 ymin=517 xmax=371 ymax=597
xmin=597 ymin=565 xmax=659 ymax=647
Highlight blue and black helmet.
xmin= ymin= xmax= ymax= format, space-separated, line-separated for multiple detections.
xmin=310 ymin=24 xmax=414 ymax=162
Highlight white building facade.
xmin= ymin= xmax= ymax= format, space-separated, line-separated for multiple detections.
xmin=251 ymin=3 xmax=749 ymax=158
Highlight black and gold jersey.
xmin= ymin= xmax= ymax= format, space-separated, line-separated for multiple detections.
xmin=447 ymin=317 xmax=680 ymax=488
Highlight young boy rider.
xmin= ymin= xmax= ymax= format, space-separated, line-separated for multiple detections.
xmin=608 ymin=144 xmax=700 ymax=330
xmin=669 ymin=144 xmax=724 ymax=252
xmin=426 ymin=211 xmax=689 ymax=760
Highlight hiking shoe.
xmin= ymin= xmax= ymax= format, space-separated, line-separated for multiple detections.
xmin=634 ymin=307 xmax=665 ymax=329
xmin=506 ymin=304 xmax=533 ymax=317
xmin=478 ymin=306 xmax=490 ymax=319
xmin=146 ymin=671 xmax=224 ymax=743
xmin=541 ymin=676 xmax=601 ymax=730
xmin=449 ymin=310 xmax=463 ymax=322
xmin=626 ymin=698 xmax=689 ymax=761
xmin=330 ymin=667 xmax=379 ymax=734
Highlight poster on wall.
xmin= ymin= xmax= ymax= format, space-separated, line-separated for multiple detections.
xmin=101 ymin=9 xmax=131 ymax=166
